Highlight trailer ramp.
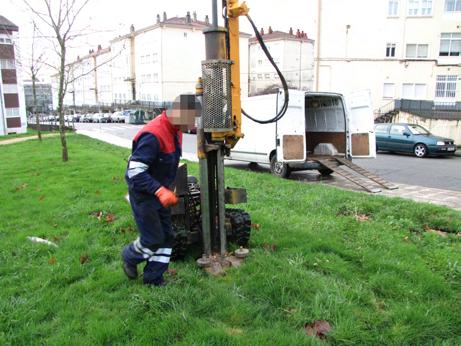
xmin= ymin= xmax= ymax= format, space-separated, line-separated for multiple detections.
xmin=316 ymin=157 xmax=398 ymax=193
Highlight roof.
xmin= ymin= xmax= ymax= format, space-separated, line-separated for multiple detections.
xmin=111 ymin=15 xmax=251 ymax=43
xmin=0 ymin=15 xmax=18 ymax=32
xmin=249 ymin=30 xmax=314 ymax=44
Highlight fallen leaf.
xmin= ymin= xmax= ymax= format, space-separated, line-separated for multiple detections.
xmin=262 ymin=243 xmax=277 ymax=252
xmin=354 ymin=214 xmax=369 ymax=222
xmin=90 ymin=211 xmax=103 ymax=220
xmin=251 ymin=223 xmax=261 ymax=230
xmin=15 ymin=183 xmax=28 ymax=192
xmin=112 ymin=176 xmax=122 ymax=182
xmin=95 ymin=190 xmax=101 ymax=195
xmin=167 ymin=268 xmax=177 ymax=276
xmin=39 ymin=195 xmax=45 ymax=201
xmin=403 ymin=236 xmax=409 ymax=241
xmin=119 ymin=226 xmax=135 ymax=234
xmin=48 ymin=256 xmax=57 ymax=265
xmin=457 ymin=232 xmax=461 ymax=238
xmin=105 ymin=213 xmax=116 ymax=223
xmin=79 ymin=255 xmax=89 ymax=264
xmin=304 ymin=320 xmax=332 ymax=339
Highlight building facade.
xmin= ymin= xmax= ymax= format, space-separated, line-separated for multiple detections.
xmin=60 ymin=12 xmax=250 ymax=109
xmin=23 ymin=81 xmax=53 ymax=113
xmin=249 ymin=28 xmax=315 ymax=96
xmin=314 ymin=0 xmax=461 ymax=116
xmin=0 ymin=15 xmax=26 ymax=135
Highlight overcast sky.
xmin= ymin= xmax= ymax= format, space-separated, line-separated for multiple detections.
xmin=4 ymin=0 xmax=316 ymax=81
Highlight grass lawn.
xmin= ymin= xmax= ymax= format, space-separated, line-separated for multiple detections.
xmin=0 ymin=135 xmax=460 ymax=345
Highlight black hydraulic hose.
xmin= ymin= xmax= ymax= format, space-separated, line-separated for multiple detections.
xmin=241 ymin=14 xmax=290 ymax=124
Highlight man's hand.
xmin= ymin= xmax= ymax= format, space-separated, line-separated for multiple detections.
xmin=155 ymin=186 xmax=178 ymax=208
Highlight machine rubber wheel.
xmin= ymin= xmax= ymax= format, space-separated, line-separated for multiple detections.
xmin=414 ymin=143 xmax=427 ymax=158
xmin=171 ymin=225 xmax=188 ymax=261
xmin=225 ymin=208 xmax=251 ymax=247
xmin=270 ymin=155 xmax=291 ymax=178
xmin=318 ymin=168 xmax=333 ymax=176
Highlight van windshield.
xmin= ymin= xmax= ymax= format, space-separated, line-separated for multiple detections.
xmin=408 ymin=124 xmax=430 ymax=135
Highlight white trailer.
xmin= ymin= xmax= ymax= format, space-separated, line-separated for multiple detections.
xmin=228 ymin=90 xmax=397 ymax=193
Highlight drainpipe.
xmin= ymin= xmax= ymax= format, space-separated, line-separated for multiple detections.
xmin=315 ymin=0 xmax=322 ymax=91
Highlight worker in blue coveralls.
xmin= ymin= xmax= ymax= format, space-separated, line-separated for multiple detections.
xmin=122 ymin=94 xmax=197 ymax=286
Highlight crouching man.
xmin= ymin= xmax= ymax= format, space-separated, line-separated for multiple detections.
xmin=122 ymin=95 xmax=197 ymax=286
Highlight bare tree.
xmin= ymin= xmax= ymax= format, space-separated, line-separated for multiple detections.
xmin=29 ymin=22 xmax=45 ymax=141
xmin=24 ymin=0 xmax=91 ymax=161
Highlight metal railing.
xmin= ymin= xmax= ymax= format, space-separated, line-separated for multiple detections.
xmin=377 ymin=99 xmax=461 ymax=121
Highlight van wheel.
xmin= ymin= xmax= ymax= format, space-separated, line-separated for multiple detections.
xmin=318 ymin=168 xmax=333 ymax=176
xmin=270 ymin=156 xmax=291 ymax=178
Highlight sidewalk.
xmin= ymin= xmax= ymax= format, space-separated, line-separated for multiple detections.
xmin=0 ymin=133 xmax=60 ymax=145
xmin=78 ymin=130 xmax=461 ymax=212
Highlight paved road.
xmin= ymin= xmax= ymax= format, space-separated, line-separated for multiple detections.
xmin=74 ymin=122 xmax=461 ymax=192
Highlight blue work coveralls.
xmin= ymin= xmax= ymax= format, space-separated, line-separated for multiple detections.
xmin=122 ymin=112 xmax=182 ymax=285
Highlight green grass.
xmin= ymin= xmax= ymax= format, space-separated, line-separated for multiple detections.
xmin=1 ymin=135 xmax=460 ymax=345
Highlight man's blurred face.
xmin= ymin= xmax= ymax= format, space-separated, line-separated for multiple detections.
xmin=166 ymin=94 xmax=199 ymax=132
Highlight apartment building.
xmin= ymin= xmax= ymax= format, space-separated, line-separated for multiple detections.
xmin=314 ymin=0 xmax=461 ymax=115
xmin=23 ymin=81 xmax=53 ymax=113
xmin=60 ymin=12 xmax=250 ymax=108
xmin=249 ymin=28 xmax=315 ymax=96
xmin=0 ymin=15 xmax=26 ymax=135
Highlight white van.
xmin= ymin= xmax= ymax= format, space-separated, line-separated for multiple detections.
xmin=227 ymin=89 xmax=376 ymax=178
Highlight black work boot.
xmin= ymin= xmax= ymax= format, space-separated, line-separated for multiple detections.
xmin=122 ymin=260 xmax=138 ymax=280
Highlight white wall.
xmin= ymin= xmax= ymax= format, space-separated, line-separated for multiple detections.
xmin=249 ymin=38 xmax=314 ymax=95
xmin=314 ymin=0 xmax=461 ymax=112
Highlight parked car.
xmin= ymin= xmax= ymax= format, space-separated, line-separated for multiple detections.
xmin=375 ymin=123 xmax=456 ymax=158
xmin=100 ymin=113 xmax=112 ymax=123
xmin=82 ymin=113 xmax=93 ymax=123
xmin=91 ymin=113 xmax=102 ymax=123
xmin=111 ymin=111 xmax=125 ymax=123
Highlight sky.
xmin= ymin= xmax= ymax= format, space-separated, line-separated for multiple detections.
xmin=3 ymin=0 xmax=317 ymax=82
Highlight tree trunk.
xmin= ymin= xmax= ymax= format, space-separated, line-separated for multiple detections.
xmin=57 ymin=41 xmax=68 ymax=162
xmin=32 ymin=74 xmax=42 ymax=141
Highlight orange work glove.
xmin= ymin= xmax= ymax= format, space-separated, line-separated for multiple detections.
xmin=155 ymin=186 xmax=178 ymax=208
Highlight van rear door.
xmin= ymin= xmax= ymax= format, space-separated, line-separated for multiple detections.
xmin=276 ymin=90 xmax=306 ymax=163
xmin=346 ymin=90 xmax=376 ymax=158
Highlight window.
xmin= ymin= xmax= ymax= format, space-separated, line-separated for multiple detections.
xmin=390 ymin=124 xmax=407 ymax=135
xmin=406 ymin=44 xmax=428 ymax=58
xmin=153 ymin=73 xmax=158 ymax=82
xmin=386 ymin=43 xmax=396 ymax=57
xmin=5 ymin=108 xmax=20 ymax=117
xmin=0 ymin=59 xmax=15 ymax=69
xmin=402 ymin=83 xmax=427 ymax=99
xmin=383 ymin=83 xmax=396 ymax=98
xmin=264 ymin=73 xmax=270 ymax=79
xmin=408 ymin=0 xmax=432 ymax=16
xmin=388 ymin=0 xmax=399 ymax=15
xmin=257 ymin=74 xmax=263 ymax=79
xmin=435 ymin=75 xmax=457 ymax=98
xmin=445 ymin=0 xmax=461 ymax=12
xmin=152 ymin=53 xmax=158 ymax=63
xmin=439 ymin=33 xmax=461 ymax=56
xmin=375 ymin=124 xmax=390 ymax=133
xmin=5 ymin=38 xmax=12 ymax=44
xmin=258 ymin=60 xmax=262 ymax=65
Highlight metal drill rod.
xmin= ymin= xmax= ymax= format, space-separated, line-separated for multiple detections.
xmin=216 ymin=147 xmax=227 ymax=256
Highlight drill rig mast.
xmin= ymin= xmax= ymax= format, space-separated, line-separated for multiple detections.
xmin=195 ymin=0 xmax=249 ymax=267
